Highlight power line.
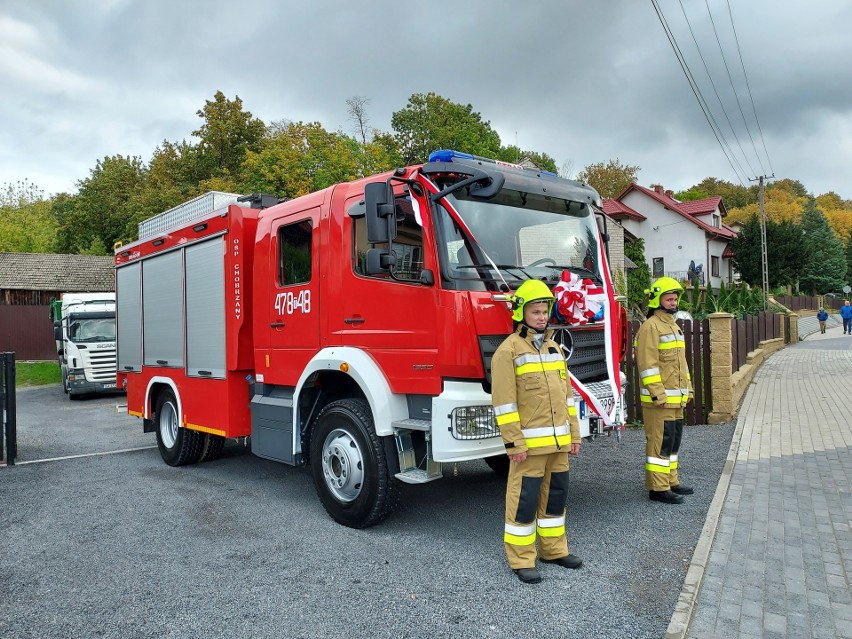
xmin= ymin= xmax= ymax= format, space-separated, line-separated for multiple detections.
xmin=725 ymin=0 xmax=775 ymax=175
xmin=677 ymin=0 xmax=759 ymax=178
xmin=703 ymin=0 xmax=768 ymax=177
xmin=650 ymin=0 xmax=749 ymax=185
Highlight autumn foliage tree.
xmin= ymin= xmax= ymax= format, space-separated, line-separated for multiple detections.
xmin=576 ymin=158 xmax=640 ymax=199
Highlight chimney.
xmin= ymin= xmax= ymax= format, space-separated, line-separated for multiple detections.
xmin=665 ymin=189 xmax=673 ymax=199
xmin=653 ymin=184 xmax=664 ymax=194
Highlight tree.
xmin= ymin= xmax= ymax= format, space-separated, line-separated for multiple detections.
xmin=346 ymin=95 xmax=371 ymax=145
xmin=729 ymin=215 xmax=802 ymax=288
xmin=576 ymin=158 xmax=640 ymax=200
xmin=390 ymin=93 xmax=501 ymax=164
xmin=624 ymin=238 xmax=651 ymax=317
xmin=495 ymin=146 xmax=558 ymax=173
xmin=683 ymin=177 xmax=755 ymax=209
xmin=0 ymin=180 xmax=57 ymax=252
xmin=798 ymin=199 xmax=847 ymax=294
xmin=240 ymin=121 xmax=363 ymax=198
xmin=673 ymin=188 xmax=710 ymax=202
xmin=192 ymin=91 xmax=266 ymax=182
xmin=53 ymin=155 xmax=147 ymax=253
xmin=846 ymin=230 xmax=852 ymax=288
xmin=726 ymin=187 xmax=807 ymax=227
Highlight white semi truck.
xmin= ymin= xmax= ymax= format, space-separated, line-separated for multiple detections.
xmin=50 ymin=293 xmax=120 ymax=399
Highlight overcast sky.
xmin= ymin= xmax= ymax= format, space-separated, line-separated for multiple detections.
xmin=2 ymin=0 xmax=851 ymax=201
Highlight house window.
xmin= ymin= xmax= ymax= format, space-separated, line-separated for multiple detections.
xmin=652 ymin=257 xmax=664 ymax=278
xmin=712 ymin=214 xmax=721 ymax=228
xmin=711 ymin=255 xmax=720 ymax=278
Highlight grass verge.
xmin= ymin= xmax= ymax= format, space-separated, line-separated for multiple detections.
xmin=14 ymin=361 xmax=61 ymax=387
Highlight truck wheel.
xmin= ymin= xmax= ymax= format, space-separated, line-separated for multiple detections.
xmin=484 ymin=454 xmax=510 ymax=476
xmin=198 ymin=433 xmax=225 ymax=462
xmin=155 ymin=389 xmax=203 ymax=466
xmin=310 ymin=398 xmax=398 ymax=528
xmin=62 ymin=368 xmax=69 ymax=394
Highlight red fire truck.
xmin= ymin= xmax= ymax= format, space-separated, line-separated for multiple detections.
xmin=115 ymin=150 xmax=626 ymax=528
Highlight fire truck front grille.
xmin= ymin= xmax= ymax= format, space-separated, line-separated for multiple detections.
xmin=81 ymin=349 xmax=118 ymax=383
xmin=478 ymin=335 xmax=509 ymax=386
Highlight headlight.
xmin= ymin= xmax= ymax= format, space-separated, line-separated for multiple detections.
xmin=451 ymin=406 xmax=499 ymax=440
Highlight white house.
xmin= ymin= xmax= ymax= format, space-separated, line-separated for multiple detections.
xmin=602 ymin=183 xmax=738 ymax=289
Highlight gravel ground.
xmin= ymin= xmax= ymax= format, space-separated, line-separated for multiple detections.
xmin=1 ymin=386 xmax=734 ymax=639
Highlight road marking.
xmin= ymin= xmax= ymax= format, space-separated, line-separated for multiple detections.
xmin=14 ymin=446 xmax=158 ymax=465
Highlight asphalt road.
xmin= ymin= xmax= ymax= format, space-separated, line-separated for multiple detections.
xmin=1 ymin=385 xmax=734 ymax=639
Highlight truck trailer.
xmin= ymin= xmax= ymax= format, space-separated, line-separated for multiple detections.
xmin=115 ymin=150 xmax=627 ymax=527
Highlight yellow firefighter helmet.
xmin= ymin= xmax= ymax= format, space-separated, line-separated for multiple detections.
xmin=509 ymin=279 xmax=555 ymax=322
xmin=645 ymin=276 xmax=684 ymax=309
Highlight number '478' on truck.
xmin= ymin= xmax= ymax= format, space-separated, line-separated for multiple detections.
xmin=115 ymin=150 xmax=627 ymax=528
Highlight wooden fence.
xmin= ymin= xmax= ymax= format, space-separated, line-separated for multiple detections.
xmin=625 ymin=318 xmax=711 ymax=426
xmin=773 ymin=295 xmax=820 ymax=311
xmin=731 ymin=311 xmax=785 ymax=374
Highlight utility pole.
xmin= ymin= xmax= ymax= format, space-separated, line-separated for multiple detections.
xmin=750 ymin=175 xmax=773 ymax=310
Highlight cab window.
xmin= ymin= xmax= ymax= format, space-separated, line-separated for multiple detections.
xmin=278 ymin=220 xmax=313 ymax=285
xmin=352 ymin=196 xmax=424 ymax=282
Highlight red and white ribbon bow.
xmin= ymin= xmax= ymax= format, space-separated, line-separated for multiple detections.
xmin=553 ymin=270 xmax=603 ymax=325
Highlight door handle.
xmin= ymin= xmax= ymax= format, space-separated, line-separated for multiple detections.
xmin=270 ymin=322 xmax=285 ymax=328
xmin=344 ymin=317 xmax=365 ymax=325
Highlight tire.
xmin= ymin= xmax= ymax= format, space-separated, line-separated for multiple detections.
xmin=309 ymin=398 xmax=398 ymax=528
xmin=61 ymin=368 xmax=69 ymax=394
xmin=154 ymin=389 xmax=203 ymax=466
xmin=484 ymin=454 xmax=510 ymax=476
xmin=198 ymin=433 xmax=225 ymax=463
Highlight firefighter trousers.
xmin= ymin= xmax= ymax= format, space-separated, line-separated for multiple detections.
xmin=644 ymin=406 xmax=684 ymax=491
xmin=503 ymin=451 xmax=571 ymax=570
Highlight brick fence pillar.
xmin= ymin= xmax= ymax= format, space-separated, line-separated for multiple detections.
xmin=707 ymin=312 xmax=733 ymax=424
xmin=788 ymin=312 xmax=799 ymax=344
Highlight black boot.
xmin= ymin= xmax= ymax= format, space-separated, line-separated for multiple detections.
xmin=649 ymin=490 xmax=683 ymax=504
xmin=671 ymin=484 xmax=693 ymax=495
xmin=542 ymin=554 xmax=583 ymax=569
xmin=513 ymin=567 xmax=542 ymax=584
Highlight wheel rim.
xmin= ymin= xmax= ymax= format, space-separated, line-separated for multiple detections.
xmin=320 ymin=428 xmax=365 ymax=503
xmin=159 ymin=401 xmax=178 ymax=449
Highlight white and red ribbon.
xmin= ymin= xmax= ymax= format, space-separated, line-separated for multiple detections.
xmin=553 ymin=271 xmax=603 ymax=325
xmin=566 ymin=230 xmax=622 ymax=427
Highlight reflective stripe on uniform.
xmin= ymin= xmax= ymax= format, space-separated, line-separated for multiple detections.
xmin=523 ymin=424 xmax=572 ymax=448
xmin=536 ymin=515 xmax=565 ymax=538
xmin=514 ymin=353 xmax=564 ymax=367
xmin=516 ymin=361 xmax=565 ymax=376
xmin=670 ymin=453 xmax=678 ymax=469
xmin=504 ymin=522 xmax=536 ymax=545
xmin=658 ymin=334 xmax=685 ymax=350
xmin=646 ymin=456 xmax=671 ymax=474
xmin=640 ymin=367 xmax=662 ymax=385
xmin=640 ymin=388 xmax=688 ymax=404
xmin=494 ymin=403 xmax=520 ymax=426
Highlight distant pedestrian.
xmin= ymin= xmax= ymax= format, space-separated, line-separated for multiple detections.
xmin=635 ymin=277 xmax=694 ymax=505
xmin=841 ymin=301 xmax=852 ymax=335
xmin=817 ymin=307 xmax=828 ymax=334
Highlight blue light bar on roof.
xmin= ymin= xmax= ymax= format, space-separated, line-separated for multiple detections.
xmin=428 ymin=148 xmax=557 ymax=177
xmin=428 ymin=149 xmax=474 ymax=163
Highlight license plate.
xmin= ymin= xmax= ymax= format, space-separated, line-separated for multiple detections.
xmin=102 ymin=383 xmax=117 ymax=389
xmin=581 ymin=396 xmax=615 ymax=418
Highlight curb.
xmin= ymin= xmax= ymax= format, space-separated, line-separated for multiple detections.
xmin=664 ymin=415 xmax=747 ymax=639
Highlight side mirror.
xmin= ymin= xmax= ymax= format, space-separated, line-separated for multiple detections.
xmin=54 ymin=321 xmax=61 ymax=341
xmin=595 ymin=213 xmax=609 ymax=242
xmin=365 ymin=181 xmax=397 ymax=244
xmin=366 ymin=248 xmax=396 ymax=275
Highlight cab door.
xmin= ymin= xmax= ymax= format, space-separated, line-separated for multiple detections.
xmin=266 ymin=206 xmax=321 ymax=385
xmin=337 ymin=189 xmax=440 ymax=395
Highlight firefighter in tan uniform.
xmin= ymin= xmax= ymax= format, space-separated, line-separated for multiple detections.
xmin=635 ymin=277 xmax=694 ymax=505
xmin=491 ymin=279 xmax=583 ymax=584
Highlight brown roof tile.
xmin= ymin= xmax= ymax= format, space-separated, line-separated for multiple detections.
xmin=0 ymin=252 xmax=114 ymax=291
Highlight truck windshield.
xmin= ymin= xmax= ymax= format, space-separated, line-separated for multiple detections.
xmin=68 ymin=317 xmax=116 ymax=343
xmin=435 ymin=187 xmax=601 ymax=291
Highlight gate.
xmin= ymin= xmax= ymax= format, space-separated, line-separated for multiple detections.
xmin=1 ymin=352 xmax=16 ymax=466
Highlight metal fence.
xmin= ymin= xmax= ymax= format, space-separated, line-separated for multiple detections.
xmin=0 ymin=304 xmax=55 ymax=360
xmin=1 ymin=352 xmax=16 ymax=466
xmin=625 ymin=318 xmax=711 ymax=426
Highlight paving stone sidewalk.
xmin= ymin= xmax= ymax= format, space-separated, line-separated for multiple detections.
xmin=686 ymin=324 xmax=852 ymax=638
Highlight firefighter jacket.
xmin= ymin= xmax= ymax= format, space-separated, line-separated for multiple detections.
xmin=635 ymin=310 xmax=694 ymax=408
xmin=491 ymin=324 xmax=580 ymax=456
